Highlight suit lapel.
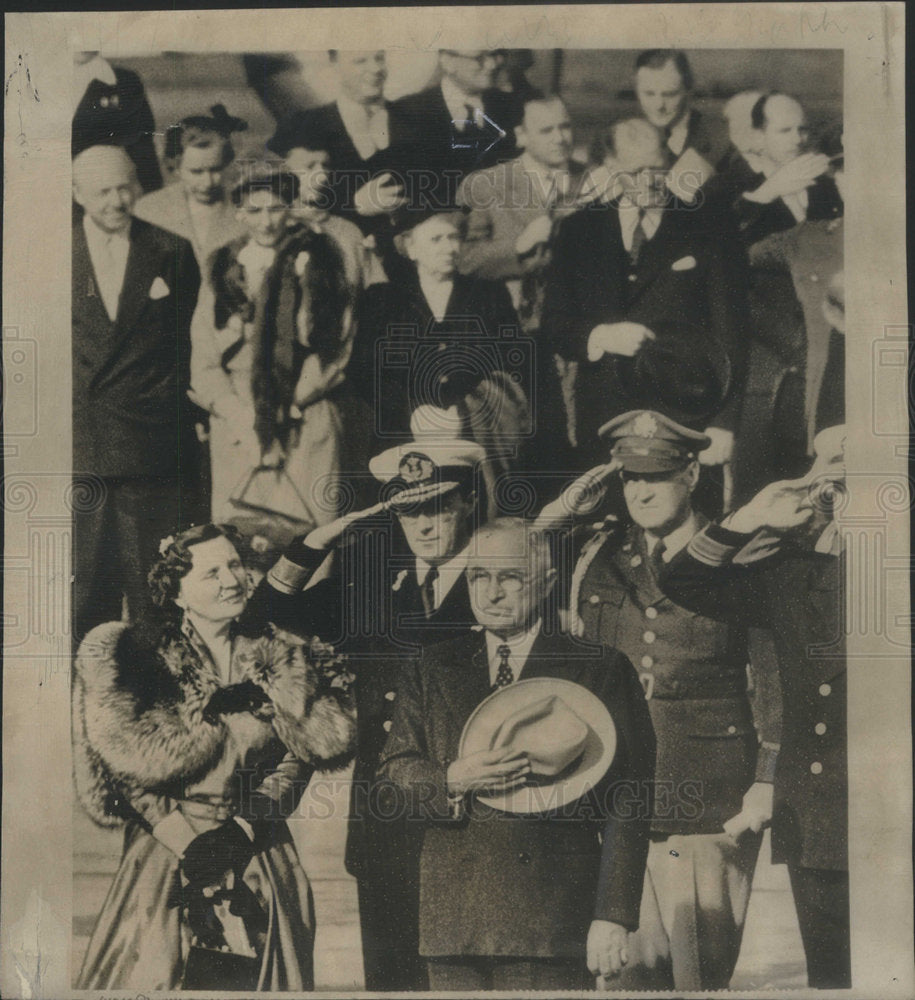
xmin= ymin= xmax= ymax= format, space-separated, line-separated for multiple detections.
xmin=435 ymin=632 xmax=492 ymax=727
xmin=114 ymin=219 xmax=162 ymax=339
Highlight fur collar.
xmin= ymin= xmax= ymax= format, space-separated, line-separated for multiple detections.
xmin=73 ymin=620 xmax=356 ymax=827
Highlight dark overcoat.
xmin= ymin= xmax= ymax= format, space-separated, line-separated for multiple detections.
xmin=377 ymin=629 xmax=656 ymax=958
xmin=661 ymin=523 xmax=847 ymax=870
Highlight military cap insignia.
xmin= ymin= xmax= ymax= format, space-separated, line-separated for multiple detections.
xmin=399 ymin=452 xmax=435 ymax=484
xmin=633 ymin=412 xmax=659 ymax=439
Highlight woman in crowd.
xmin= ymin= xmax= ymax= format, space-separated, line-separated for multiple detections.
xmin=133 ymin=104 xmax=249 ymax=264
xmin=73 ymin=522 xmax=357 ymax=991
xmin=189 ymin=167 xmax=356 ymax=533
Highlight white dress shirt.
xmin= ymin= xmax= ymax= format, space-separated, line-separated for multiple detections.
xmin=484 ymin=619 xmax=541 ymax=685
xmin=337 ymin=95 xmax=390 ymax=160
xmin=416 ymin=546 xmax=468 ymax=612
xmin=83 ymin=214 xmax=130 ymax=321
xmin=617 ymin=202 xmax=663 ymax=252
xmin=441 ymin=77 xmax=484 ymax=131
xmin=645 ymin=511 xmax=702 ymax=564
xmin=666 ymin=113 xmax=691 ymax=158
xmin=418 ymin=273 xmax=453 ymax=322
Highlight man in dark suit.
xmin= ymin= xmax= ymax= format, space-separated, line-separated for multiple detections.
xmin=352 ymin=208 xmax=529 ymax=472
xmin=561 ymin=410 xmax=780 ymax=990
xmin=542 ymin=117 xmax=749 ymax=478
xmin=378 ymin=516 xmax=655 ymax=990
xmin=633 ymin=49 xmax=730 ymax=170
xmin=244 ymin=440 xmax=485 ymax=992
xmin=661 ymin=425 xmax=849 ymax=989
xmin=391 ymin=49 xmax=523 ymax=209
xmin=267 ymin=50 xmax=409 ymax=235
xmin=72 ymin=144 xmax=201 ymax=641
xmin=709 ymin=93 xmax=843 ymax=248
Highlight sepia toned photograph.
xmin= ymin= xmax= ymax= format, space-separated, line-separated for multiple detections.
xmin=2 ymin=5 xmax=911 ymax=998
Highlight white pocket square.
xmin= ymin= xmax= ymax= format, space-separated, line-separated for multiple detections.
xmin=149 ymin=276 xmax=171 ymax=299
xmin=671 ymin=255 xmax=697 ymax=271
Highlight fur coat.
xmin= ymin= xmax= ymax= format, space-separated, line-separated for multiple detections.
xmin=72 ymin=618 xmax=357 ymax=828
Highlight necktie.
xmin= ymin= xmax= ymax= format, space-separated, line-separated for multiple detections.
xmin=420 ymin=567 xmax=439 ymax=619
xmin=629 ymin=208 xmax=647 ymax=264
xmin=650 ymin=539 xmax=667 ymax=581
xmin=96 ymin=234 xmax=122 ymax=321
xmin=493 ymin=644 xmax=514 ymax=689
xmin=365 ymin=103 xmax=389 ymax=153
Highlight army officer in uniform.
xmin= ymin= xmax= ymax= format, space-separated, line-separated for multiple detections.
xmin=560 ymin=410 xmax=781 ymax=991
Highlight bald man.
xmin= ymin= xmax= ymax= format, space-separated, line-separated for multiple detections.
xmin=710 ymin=93 xmax=843 ymax=247
xmin=72 ymin=144 xmax=201 ymax=639
xmin=542 ymin=118 xmax=749 ymax=475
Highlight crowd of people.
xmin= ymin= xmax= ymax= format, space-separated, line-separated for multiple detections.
xmin=71 ymin=47 xmax=848 ymax=992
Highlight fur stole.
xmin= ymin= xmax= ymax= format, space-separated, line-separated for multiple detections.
xmin=251 ymin=226 xmax=352 ymax=451
xmin=72 ymin=620 xmax=356 ymax=827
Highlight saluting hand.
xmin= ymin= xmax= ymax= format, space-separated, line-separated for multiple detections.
xmin=753 ymin=152 xmax=831 ymax=202
xmin=534 ymin=460 xmax=621 ymax=530
xmin=726 ymin=476 xmax=818 ymax=534
xmin=302 ymin=501 xmax=390 ymax=552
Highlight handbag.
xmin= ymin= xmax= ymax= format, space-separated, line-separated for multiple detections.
xmin=182 ymin=944 xmax=261 ymax=991
xmin=225 ymin=464 xmax=316 ymax=567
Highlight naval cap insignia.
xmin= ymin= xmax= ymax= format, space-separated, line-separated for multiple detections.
xmin=399 ymin=452 xmax=435 ymax=484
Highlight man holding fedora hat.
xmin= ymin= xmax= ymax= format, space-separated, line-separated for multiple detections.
xmin=242 ymin=438 xmax=485 ymax=992
xmin=377 ymin=516 xmax=655 ymax=991
xmin=553 ymin=409 xmax=781 ymax=991
xmin=541 ymin=117 xmax=749 ymax=473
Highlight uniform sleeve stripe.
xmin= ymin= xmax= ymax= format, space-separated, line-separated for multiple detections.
xmin=266 ymin=556 xmax=311 ymax=595
xmin=686 ymin=529 xmax=738 ymax=566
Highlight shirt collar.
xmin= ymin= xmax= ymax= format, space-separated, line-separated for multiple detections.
xmin=337 ymin=93 xmax=384 ymax=123
xmin=646 ymin=510 xmax=702 ymax=562
xmin=416 ymin=545 xmax=468 ymax=589
xmin=484 ymin=618 xmax=542 ymax=669
xmin=82 ymin=211 xmax=130 ymax=246
xmin=617 ymin=200 xmax=663 ymax=239
xmin=666 ymin=112 xmax=691 ymax=157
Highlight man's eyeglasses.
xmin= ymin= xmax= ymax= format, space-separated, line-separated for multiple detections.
xmin=467 ymin=568 xmax=528 ymax=593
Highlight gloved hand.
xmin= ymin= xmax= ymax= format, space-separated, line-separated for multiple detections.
xmin=183 ymin=887 xmax=227 ymax=949
xmin=181 ymin=819 xmax=256 ymax=889
xmin=203 ymin=681 xmax=270 ymax=725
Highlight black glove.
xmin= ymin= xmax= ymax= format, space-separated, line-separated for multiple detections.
xmin=183 ymin=888 xmax=228 ymax=950
xmin=181 ymin=819 xmax=256 ymax=888
xmin=203 ymin=681 xmax=270 ymax=724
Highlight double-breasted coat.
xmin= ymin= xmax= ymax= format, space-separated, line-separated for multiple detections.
xmin=661 ymin=522 xmax=847 ymax=871
xmin=243 ymin=536 xmax=480 ymax=990
xmin=376 ymin=629 xmax=656 ymax=958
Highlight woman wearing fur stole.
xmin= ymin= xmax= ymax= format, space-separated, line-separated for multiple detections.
xmin=73 ymin=523 xmax=357 ymax=991
xmin=189 ymin=166 xmax=358 ymax=528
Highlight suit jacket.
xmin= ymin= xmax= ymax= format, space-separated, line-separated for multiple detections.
xmin=72 ymin=214 xmax=201 ymax=478
xmin=351 ymin=270 xmax=523 ymax=438
xmin=542 ymin=198 xmax=749 ymax=447
xmin=242 ymin=536 xmax=479 ymax=878
xmin=571 ymin=520 xmax=779 ymax=834
xmin=675 ymin=108 xmax=732 ymax=171
xmin=457 ymin=156 xmax=589 ymax=281
xmin=72 ymin=66 xmax=162 ymax=193
xmin=707 ymin=155 xmax=844 ymax=248
xmin=390 ymin=85 xmax=521 ymax=209
xmin=269 ymin=100 xmax=411 ymax=234
xmin=133 ymin=183 xmax=246 ymax=266
xmin=662 ymin=523 xmax=847 ymax=870
xmin=377 ymin=629 xmax=656 ymax=956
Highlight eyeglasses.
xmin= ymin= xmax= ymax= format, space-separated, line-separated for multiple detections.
xmin=441 ymin=50 xmax=501 ymax=67
xmin=467 ymin=569 xmax=528 ymax=593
